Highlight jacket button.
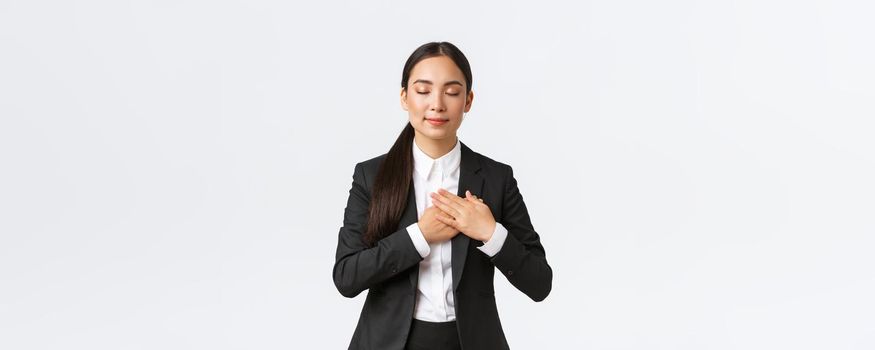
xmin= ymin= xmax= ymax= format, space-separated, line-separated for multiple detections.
xmin=507 ymin=270 xmax=514 ymax=276
xmin=391 ymin=265 xmax=397 ymax=273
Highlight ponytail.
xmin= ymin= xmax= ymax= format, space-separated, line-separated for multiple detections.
xmin=363 ymin=122 xmax=415 ymax=246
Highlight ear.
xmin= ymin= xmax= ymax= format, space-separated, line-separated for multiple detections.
xmin=464 ymin=89 xmax=474 ymax=113
xmin=400 ymin=87 xmax=409 ymax=111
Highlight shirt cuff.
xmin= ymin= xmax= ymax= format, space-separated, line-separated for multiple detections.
xmin=406 ymin=222 xmax=431 ymax=258
xmin=476 ymin=222 xmax=508 ymax=257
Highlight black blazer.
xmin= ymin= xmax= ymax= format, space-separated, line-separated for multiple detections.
xmin=333 ymin=141 xmax=552 ymax=350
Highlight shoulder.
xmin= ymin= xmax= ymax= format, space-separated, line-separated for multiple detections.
xmin=463 ymin=143 xmax=514 ymax=179
xmin=354 ymin=153 xmax=388 ymax=178
xmin=472 ymin=148 xmax=511 ymax=171
xmin=348 ymin=153 xmax=388 ymax=194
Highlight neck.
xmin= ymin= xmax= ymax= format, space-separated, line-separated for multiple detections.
xmin=413 ymin=133 xmax=458 ymax=159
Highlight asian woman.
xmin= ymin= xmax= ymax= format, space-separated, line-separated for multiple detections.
xmin=333 ymin=41 xmax=552 ymax=350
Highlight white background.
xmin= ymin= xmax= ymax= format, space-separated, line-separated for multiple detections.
xmin=1 ymin=0 xmax=873 ymax=349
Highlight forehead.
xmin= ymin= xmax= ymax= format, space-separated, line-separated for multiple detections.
xmin=409 ymin=56 xmax=465 ymax=86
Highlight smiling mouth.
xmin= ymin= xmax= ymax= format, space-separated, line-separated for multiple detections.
xmin=425 ymin=117 xmax=448 ymax=126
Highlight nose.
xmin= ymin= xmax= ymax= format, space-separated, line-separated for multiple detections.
xmin=429 ymin=93 xmax=446 ymax=112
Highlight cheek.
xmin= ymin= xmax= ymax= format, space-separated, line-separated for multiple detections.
xmin=445 ymin=99 xmax=466 ymax=114
xmin=407 ymin=97 xmax=429 ymax=111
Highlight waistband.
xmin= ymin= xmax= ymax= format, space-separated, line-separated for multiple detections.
xmin=412 ymin=319 xmax=457 ymax=328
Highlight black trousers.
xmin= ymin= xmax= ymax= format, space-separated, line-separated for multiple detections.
xmin=404 ymin=319 xmax=462 ymax=350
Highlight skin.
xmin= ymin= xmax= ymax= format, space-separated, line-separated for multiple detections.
xmin=400 ymin=55 xmax=497 ymax=244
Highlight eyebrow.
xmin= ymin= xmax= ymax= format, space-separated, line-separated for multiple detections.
xmin=412 ymin=79 xmax=464 ymax=87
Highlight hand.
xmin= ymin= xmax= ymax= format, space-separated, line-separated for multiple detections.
xmin=430 ymin=188 xmax=496 ymax=242
xmin=417 ymin=204 xmax=461 ymax=244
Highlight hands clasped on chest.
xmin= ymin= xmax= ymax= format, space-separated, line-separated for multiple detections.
xmin=417 ymin=188 xmax=496 ymax=243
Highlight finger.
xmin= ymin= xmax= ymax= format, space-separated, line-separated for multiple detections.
xmin=433 ymin=204 xmax=455 ymax=215
xmin=465 ymin=190 xmax=486 ymax=206
xmin=465 ymin=190 xmax=482 ymax=203
xmin=436 ymin=188 xmax=471 ymax=209
xmin=435 ymin=213 xmax=457 ymax=228
xmin=430 ymin=196 xmax=461 ymax=217
xmin=432 ymin=190 xmax=467 ymax=213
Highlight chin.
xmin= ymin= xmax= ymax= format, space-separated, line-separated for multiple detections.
xmin=428 ymin=130 xmax=458 ymax=140
xmin=413 ymin=125 xmax=443 ymax=136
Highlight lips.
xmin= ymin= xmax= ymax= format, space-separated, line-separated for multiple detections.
xmin=425 ymin=117 xmax=448 ymax=126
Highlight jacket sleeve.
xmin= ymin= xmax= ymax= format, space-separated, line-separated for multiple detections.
xmin=489 ymin=165 xmax=553 ymax=302
xmin=332 ymin=162 xmax=424 ymax=298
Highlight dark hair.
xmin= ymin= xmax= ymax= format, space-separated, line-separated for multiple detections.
xmin=362 ymin=41 xmax=473 ymax=247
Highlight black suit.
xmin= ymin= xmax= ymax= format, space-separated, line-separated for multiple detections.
xmin=333 ymin=141 xmax=552 ymax=350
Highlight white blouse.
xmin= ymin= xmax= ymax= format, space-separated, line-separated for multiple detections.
xmin=405 ymin=136 xmax=508 ymax=322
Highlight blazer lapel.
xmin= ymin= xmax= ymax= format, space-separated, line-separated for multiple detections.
xmin=452 ymin=141 xmax=483 ymax=291
xmin=400 ymin=179 xmax=420 ymax=291
xmin=401 ymin=141 xmax=485 ymax=292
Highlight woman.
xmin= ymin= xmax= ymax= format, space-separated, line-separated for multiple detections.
xmin=333 ymin=41 xmax=552 ymax=350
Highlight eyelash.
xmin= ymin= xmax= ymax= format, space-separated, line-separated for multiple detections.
xmin=417 ymin=92 xmax=459 ymax=96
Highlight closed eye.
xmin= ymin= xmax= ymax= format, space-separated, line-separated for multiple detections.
xmin=417 ymin=91 xmax=459 ymax=96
